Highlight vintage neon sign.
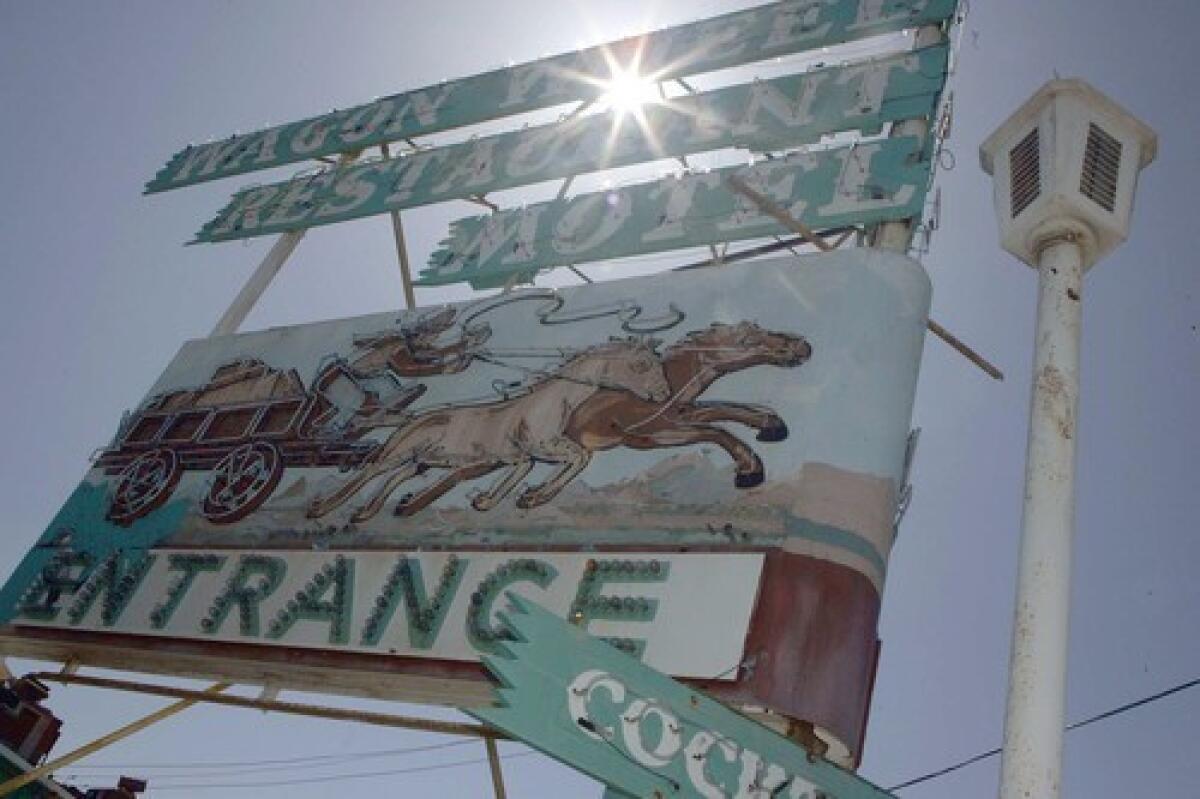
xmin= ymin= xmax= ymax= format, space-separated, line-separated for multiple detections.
xmin=146 ymin=0 xmax=957 ymax=193
xmin=192 ymin=48 xmax=947 ymax=245
xmin=422 ymin=136 xmax=930 ymax=287
xmin=472 ymin=595 xmax=898 ymax=798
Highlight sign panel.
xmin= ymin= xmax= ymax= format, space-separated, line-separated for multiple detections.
xmin=11 ymin=550 xmax=761 ymax=679
xmin=0 ymin=251 xmax=930 ymax=757
xmin=422 ymin=136 xmax=929 ymax=288
xmin=192 ymin=49 xmax=947 ymax=245
xmin=146 ymin=0 xmax=958 ymax=193
xmin=472 ymin=594 xmax=896 ymax=799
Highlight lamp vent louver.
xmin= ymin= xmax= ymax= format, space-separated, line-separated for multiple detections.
xmin=1080 ymin=122 xmax=1122 ymax=213
xmin=1009 ymin=127 xmax=1041 ymax=219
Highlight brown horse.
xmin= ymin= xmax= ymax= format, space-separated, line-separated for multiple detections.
xmin=556 ymin=321 xmax=812 ymax=494
xmin=306 ymin=339 xmax=671 ymax=522
xmin=398 ymin=321 xmax=810 ymax=513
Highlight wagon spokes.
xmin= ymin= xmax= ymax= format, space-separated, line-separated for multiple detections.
xmin=201 ymin=441 xmax=284 ymax=525
xmin=107 ymin=448 xmax=182 ymax=527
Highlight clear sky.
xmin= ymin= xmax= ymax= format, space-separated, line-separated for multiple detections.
xmin=0 ymin=1 xmax=1197 ymax=796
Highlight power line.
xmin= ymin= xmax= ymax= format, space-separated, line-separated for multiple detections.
xmin=59 ymin=738 xmax=476 ymax=772
xmin=888 ymin=676 xmax=1200 ymax=792
xmin=52 ymin=675 xmax=1200 ymax=792
xmin=138 ymin=751 xmax=539 ymax=791
xmin=58 ymin=740 xmax=482 ymax=781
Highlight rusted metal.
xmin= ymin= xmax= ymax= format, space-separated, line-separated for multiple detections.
xmin=926 ymin=319 xmax=1005 ymax=381
xmin=700 ymin=549 xmax=880 ymax=768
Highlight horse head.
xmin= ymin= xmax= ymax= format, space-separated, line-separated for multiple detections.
xmin=563 ymin=340 xmax=670 ymax=403
xmin=672 ymin=322 xmax=812 ymax=372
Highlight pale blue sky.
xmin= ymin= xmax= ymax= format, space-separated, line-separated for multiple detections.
xmin=0 ymin=1 xmax=1197 ymax=796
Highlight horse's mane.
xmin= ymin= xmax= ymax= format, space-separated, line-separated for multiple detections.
xmin=665 ymin=323 xmax=738 ymax=354
xmin=558 ymin=339 xmax=653 ymax=368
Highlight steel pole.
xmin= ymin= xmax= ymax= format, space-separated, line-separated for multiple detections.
xmin=211 ymin=231 xmax=305 ymax=336
xmin=998 ymin=238 xmax=1083 ymax=799
xmin=380 ymin=142 xmax=417 ymax=311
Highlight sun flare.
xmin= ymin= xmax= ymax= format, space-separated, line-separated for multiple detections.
xmin=600 ymin=68 xmax=660 ymax=117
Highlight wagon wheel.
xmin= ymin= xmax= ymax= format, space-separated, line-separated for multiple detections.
xmin=201 ymin=441 xmax=284 ymax=525
xmin=107 ymin=448 xmax=181 ymax=526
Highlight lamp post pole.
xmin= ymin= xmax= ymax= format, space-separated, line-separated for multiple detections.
xmin=998 ymin=232 xmax=1084 ymax=799
xmin=981 ymin=78 xmax=1156 ymax=799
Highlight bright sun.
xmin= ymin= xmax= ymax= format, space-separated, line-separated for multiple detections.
xmin=600 ymin=68 xmax=660 ymax=117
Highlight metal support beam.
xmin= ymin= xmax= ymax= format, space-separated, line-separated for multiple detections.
xmin=380 ymin=142 xmax=417 ymax=310
xmin=484 ymin=737 xmax=508 ymax=799
xmin=0 ymin=682 xmax=230 ymax=796
xmin=27 ymin=671 xmax=506 ymax=740
xmin=210 ymin=230 xmax=306 ymax=336
xmin=726 ymin=174 xmax=1003 ymax=381
xmin=874 ymin=24 xmax=946 ymax=252
xmin=673 ymin=232 xmax=847 ymax=272
xmin=210 ymin=152 xmax=360 ymax=337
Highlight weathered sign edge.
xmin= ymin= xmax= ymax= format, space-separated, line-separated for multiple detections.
xmin=467 ymin=592 xmax=899 ymax=799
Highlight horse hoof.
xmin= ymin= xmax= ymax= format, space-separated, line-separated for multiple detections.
xmin=735 ymin=471 xmax=765 ymax=489
xmin=757 ymin=422 xmax=789 ymax=442
xmin=515 ymin=493 xmax=539 ymax=510
xmin=350 ymin=509 xmax=377 ymax=524
xmin=471 ymin=497 xmax=494 ymax=512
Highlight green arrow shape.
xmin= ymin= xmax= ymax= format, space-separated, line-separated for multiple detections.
xmin=468 ymin=593 xmax=897 ymax=799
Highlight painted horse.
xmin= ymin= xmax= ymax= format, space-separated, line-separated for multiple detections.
xmin=554 ymin=321 xmax=812 ymax=497
xmin=306 ymin=339 xmax=671 ymax=522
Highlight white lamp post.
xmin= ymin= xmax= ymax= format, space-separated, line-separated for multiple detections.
xmin=980 ymin=79 xmax=1157 ymax=799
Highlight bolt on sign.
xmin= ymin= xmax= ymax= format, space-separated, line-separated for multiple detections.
xmin=146 ymin=0 xmax=958 ymax=194
xmin=192 ymin=46 xmax=948 ymax=245
xmin=472 ymin=595 xmax=897 ymax=799
xmin=0 ymin=250 xmax=930 ymax=763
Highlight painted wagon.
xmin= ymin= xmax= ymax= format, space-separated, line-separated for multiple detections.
xmin=95 ymin=359 xmax=390 ymax=526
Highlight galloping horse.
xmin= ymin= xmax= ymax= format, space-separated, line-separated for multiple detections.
xmin=306 ymin=339 xmax=670 ymax=522
xmin=558 ymin=321 xmax=812 ymax=494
